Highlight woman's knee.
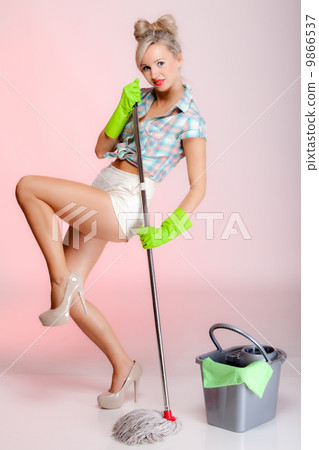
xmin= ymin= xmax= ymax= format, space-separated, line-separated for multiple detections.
xmin=15 ymin=175 xmax=37 ymax=204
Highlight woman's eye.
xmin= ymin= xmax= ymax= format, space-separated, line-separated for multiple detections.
xmin=158 ymin=61 xmax=165 ymax=66
xmin=142 ymin=66 xmax=150 ymax=71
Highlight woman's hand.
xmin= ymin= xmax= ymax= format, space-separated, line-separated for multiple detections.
xmin=118 ymin=78 xmax=141 ymax=114
xmin=137 ymin=207 xmax=192 ymax=249
xmin=104 ymin=78 xmax=141 ymax=139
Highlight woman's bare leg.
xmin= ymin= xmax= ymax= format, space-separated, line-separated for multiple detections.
xmin=63 ymin=228 xmax=134 ymax=393
xmin=15 ymin=174 xmax=133 ymax=392
xmin=15 ymin=174 xmax=127 ymax=307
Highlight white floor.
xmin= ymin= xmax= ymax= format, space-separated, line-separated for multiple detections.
xmin=0 ymin=362 xmax=300 ymax=450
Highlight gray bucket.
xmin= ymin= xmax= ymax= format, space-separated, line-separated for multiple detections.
xmin=195 ymin=323 xmax=287 ymax=432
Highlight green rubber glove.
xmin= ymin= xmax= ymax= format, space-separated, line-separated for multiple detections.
xmin=137 ymin=207 xmax=192 ymax=249
xmin=104 ymin=78 xmax=141 ymax=139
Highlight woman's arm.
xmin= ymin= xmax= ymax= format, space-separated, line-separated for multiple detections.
xmin=136 ymin=136 xmax=206 ymax=249
xmin=178 ymin=136 xmax=207 ymax=216
xmin=95 ymin=130 xmax=119 ymax=159
xmin=95 ymin=78 xmax=141 ymax=159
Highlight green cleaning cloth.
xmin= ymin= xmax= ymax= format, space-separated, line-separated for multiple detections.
xmin=202 ymin=357 xmax=273 ymax=399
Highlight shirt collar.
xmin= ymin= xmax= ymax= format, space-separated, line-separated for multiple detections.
xmin=142 ymin=84 xmax=193 ymax=117
xmin=174 ymin=84 xmax=193 ymax=113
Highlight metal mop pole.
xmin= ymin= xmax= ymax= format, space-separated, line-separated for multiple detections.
xmin=133 ymin=103 xmax=175 ymax=421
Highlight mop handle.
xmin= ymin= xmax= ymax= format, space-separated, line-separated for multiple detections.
xmin=133 ymin=103 xmax=174 ymax=419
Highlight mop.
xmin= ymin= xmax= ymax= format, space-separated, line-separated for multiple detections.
xmin=112 ymin=104 xmax=182 ymax=445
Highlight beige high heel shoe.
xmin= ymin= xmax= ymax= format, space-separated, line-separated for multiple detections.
xmin=97 ymin=361 xmax=142 ymax=409
xmin=39 ymin=272 xmax=88 ymax=326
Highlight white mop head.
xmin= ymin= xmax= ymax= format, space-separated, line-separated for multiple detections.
xmin=112 ymin=408 xmax=182 ymax=445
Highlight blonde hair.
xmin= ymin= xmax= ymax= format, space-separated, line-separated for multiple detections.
xmin=134 ymin=14 xmax=182 ymax=69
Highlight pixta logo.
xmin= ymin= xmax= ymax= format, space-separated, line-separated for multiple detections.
xmin=121 ymin=211 xmax=252 ymax=241
xmin=52 ymin=202 xmax=98 ymax=249
xmin=196 ymin=212 xmax=252 ymax=240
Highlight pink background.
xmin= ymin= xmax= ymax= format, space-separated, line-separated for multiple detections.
xmin=0 ymin=0 xmax=300 ymax=379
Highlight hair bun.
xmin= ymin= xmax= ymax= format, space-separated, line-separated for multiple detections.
xmin=134 ymin=14 xmax=178 ymax=41
xmin=134 ymin=19 xmax=152 ymax=41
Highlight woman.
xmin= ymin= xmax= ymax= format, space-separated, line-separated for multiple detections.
xmin=15 ymin=14 xmax=207 ymax=409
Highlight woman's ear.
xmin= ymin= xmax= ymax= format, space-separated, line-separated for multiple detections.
xmin=176 ymin=52 xmax=183 ymax=68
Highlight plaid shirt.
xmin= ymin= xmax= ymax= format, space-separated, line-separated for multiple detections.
xmin=104 ymin=84 xmax=207 ymax=183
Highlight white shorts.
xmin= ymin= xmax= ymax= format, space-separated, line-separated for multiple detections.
xmin=91 ymin=163 xmax=156 ymax=241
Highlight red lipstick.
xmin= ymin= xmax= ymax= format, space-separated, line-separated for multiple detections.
xmin=154 ymin=79 xmax=165 ymax=86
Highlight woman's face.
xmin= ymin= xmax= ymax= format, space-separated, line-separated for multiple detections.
xmin=140 ymin=43 xmax=182 ymax=91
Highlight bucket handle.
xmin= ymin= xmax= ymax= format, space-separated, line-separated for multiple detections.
xmin=209 ymin=323 xmax=272 ymax=365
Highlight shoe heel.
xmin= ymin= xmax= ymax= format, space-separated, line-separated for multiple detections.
xmin=77 ymin=280 xmax=88 ymax=315
xmin=134 ymin=379 xmax=139 ymax=402
xmin=97 ymin=361 xmax=142 ymax=409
